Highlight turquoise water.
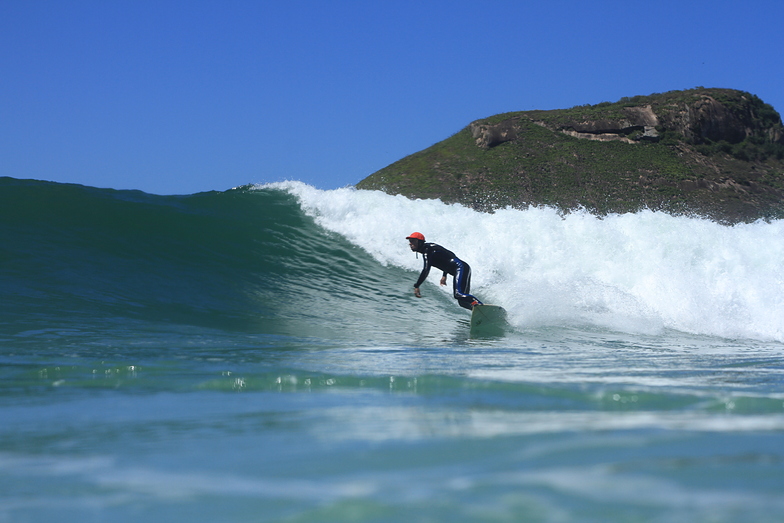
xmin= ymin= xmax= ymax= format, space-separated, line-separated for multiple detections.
xmin=2 ymin=177 xmax=783 ymax=522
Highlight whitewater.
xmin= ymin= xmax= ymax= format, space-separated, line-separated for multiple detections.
xmin=277 ymin=181 xmax=784 ymax=342
xmin=2 ymin=177 xmax=784 ymax=522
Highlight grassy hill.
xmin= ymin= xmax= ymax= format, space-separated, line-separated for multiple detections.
xmin=357 ymin=88 xmax=784 ymax=223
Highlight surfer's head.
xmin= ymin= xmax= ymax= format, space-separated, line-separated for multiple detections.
xmin=406 ymin=232 xmax=425 ymax=252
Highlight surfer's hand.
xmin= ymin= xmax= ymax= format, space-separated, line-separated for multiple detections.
xmin=440 ymin=276 xmax=447 ymax=286
xmin=414 ymin=287 xmax=421 ymax=298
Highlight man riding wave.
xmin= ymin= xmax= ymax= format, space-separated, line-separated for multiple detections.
xmin=406 ymin=232 xmax=483 ymax=310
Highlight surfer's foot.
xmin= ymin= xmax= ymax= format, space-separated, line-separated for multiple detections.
xmin=470 ymin=300 xmax=482 ymax=308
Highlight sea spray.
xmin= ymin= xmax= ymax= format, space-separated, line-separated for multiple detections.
xmin=269 ymin=181 xmax=784 ymax=341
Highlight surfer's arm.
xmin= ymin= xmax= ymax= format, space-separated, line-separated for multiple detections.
xmin=413 ymin=267 xmax=429 ymax=289
xmin=440 ymin=272 xmax=448 ymax=286
xmin=413 ymin=251 xmax=431 ymax=289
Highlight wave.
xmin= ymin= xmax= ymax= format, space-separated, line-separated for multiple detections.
xmin=274 ymin=181 xmax=784 ymax=342
xmin=2 ymin=177 xmax=783 ymax=342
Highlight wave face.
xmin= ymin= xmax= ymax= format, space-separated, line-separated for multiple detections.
xmin=0 ymin=178 xmax=403 ymax=339
xmin=2 ymin=177 xmax=783 ymax=342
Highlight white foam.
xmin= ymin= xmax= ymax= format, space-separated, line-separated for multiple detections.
xmin=264 ymin=182 xmax=784 ymax=342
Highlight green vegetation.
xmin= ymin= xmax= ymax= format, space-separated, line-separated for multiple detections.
xmin=695 ymin=136 xmax=784 ymax=162
xmin=358 ymin=88 xmax=784 ymax=223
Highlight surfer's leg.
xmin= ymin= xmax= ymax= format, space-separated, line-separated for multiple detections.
xmin=453 ymin=260 xmax=482 ymax=309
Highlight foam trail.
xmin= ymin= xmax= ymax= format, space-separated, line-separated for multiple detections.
xmin=266 ymin=182 xmax=784 ymax=342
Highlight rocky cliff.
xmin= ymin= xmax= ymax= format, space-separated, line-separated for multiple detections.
xmin=357 ymin=88 xmax=784 ymax=223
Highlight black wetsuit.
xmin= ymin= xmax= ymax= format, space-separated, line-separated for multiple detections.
xmin=414 ymin=243 xmax=482 ymax=310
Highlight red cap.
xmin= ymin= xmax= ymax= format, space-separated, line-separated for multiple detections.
xmin=406 ymin=232 xmax=425 ymax=242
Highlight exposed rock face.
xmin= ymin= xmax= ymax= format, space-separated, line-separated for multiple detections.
xmin=561 ymin=106 xmax=662 ymax=143
xmin=558 ymin=126 xmax=659 ymax=144
xmin=564 ymin=105 xmax=660 ymax=134
xmin=656 ymin=94 xmax=784 ymax=146
xmin=688 ymin=96 xmax=747 ymax=143
xmin=473 ymin=105 xmax=664 ymax=147
xmin=470 ymin=120 xmax=518 ymax=149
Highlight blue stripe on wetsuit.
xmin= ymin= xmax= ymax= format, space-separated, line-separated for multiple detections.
xmin=452 ymin=258 xmax=481 ymax=309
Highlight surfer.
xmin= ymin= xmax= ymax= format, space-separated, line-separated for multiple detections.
xmin=406 ymin=232 xmax=483 ymax=310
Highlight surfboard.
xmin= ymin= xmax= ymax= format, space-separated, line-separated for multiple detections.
xmin=470 ymin=304 xmax=508 ymax=336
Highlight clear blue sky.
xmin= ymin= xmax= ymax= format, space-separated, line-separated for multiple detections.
xmin=2 ymin=0 xmax=783 ymax=195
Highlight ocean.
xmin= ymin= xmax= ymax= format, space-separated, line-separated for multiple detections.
xmin=2 ymin=175 xmax=783 ymax=522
